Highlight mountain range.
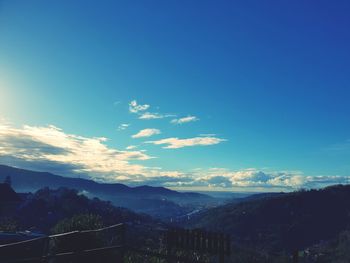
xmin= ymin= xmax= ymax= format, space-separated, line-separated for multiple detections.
xmin=0 ymin=164 xmax=217 ymax=219
xmin=2 ymin=164 xmax=350 ymax=261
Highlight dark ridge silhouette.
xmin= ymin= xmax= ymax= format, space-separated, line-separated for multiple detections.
xmin=0 ymin=164 xmax=209 ymax=199
xmin=189 ymin=184 xmax=350 ymax=253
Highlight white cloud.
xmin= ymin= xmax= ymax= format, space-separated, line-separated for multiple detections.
xmin=132 ymin=128 xmax=161 ymax=139
xmin=139 ymin=112 xmax=175 ymax=120
xmin=0 ymin=123 xmax=161 ymax=180
xmin=128 ymin=100 xmax=174 ymax=120
xmin=139 ymin=112 xmax=164 ymax=120
xmin=117 ymin=123 xmax=130 ymax=131
xmin=146 ymin=136 xmax=226 ymax=149
xmin=126 ymin=145 xmax=137 ymax=150
xmin=171 ymin=116 xmax=199 ymax=125
xmin=129 ymin=100 xmax=150 ymax=113
xmin=167 ymin=168 xmax=349 ymax=191
xmin=0 ymin=119 xmax=349 ymax=191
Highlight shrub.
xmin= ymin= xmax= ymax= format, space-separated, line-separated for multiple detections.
xmin=51 ymin=214 xmax=103 ymax=234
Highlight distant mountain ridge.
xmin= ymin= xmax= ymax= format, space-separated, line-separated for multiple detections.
xmin=0 ymin=165 xmax=200 ymax=196
xmin=0 ymin=164 xmax=216 ymax=218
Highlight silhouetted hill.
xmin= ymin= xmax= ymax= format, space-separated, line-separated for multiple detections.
xmin=0 ymin=164 xmax=129 ymax=194
xmin=0 ymin=165 xmax=216 ymax=219
xmin=189 ymin=184 xmax=350 ymax=254
xmin=239 ymin=192 xmax=285 ymax=202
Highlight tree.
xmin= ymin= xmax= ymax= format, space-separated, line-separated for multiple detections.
xmin=51 ymin=214 xmax=104 ymax=234
xmin=0 ymin=217 xmax=18 ymax=232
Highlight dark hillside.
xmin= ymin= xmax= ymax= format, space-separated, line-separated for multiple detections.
xmin=190 ymin=185 xmax=350 ymax=253
xmin=15 ymin=187 xmax=152 ymax=233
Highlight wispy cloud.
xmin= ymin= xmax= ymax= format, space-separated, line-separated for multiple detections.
xmin=199 ymin=133 xmax=216 ymax=137
xmin=129 ymin=100 xmax=150 ymax=114
xmin=117 ymin=123 xmax=130 ymax=131
xmin=132 ymin=128 xmax=161 ymax=139
xmin=139 ymin=112 xmax=171 ymax=120
xmin=126 ymin=145 xmax=137 ymax=150
xmin=171 ymin=116 xmax=199 ymax=125
xmin=146 ymin=136 xmax=226 ymax=149
xmin=129 ymin=100 xmax=174 ymax=120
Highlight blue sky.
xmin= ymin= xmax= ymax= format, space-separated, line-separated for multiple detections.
xmin=0 ymin=1 xmax=350 ymax=191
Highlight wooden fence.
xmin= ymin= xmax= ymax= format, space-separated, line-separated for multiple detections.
xmin=0 ymin=225 xmax=231 ymax=263
xmin=166 ymin=228 xmax=230 ymax=263
xmin=0 ymin=223 xmax=125 ymax=263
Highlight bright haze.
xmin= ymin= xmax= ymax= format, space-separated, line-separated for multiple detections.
xmin=0 ymin=1 xmax=349 ymax=192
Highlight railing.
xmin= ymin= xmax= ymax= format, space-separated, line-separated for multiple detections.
xmin=0 ymin=225 xmax=232 ymax=263
xmin=166 ymin=228 xmax=231 ymax=263
xmin=0 ymin=223 xmax=125 ymax=263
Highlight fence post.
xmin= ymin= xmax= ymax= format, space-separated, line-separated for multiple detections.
xmin=120 ymin=224 xmax=126 ymax=262
xmin=166 ymin=229 xmax=173 ymax=263
xmin=72 ymin=231 xmax=83 ymax=262
xmin=190 ymin=229 xmax=195 ymax=250
xmin=219 ymin=233 xmax=225 ymax=263
xmin=226 ymin=234 xmax=231 ymax=257
xmin=41 ymin=236 xmax=50 ymax=263
xmin=292 ymin=251 xmax=299 ymax=263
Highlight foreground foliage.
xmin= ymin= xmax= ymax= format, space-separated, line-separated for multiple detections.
xmin=13 ymin=187 xmax=152 ymax=233
xmin=51 ymin=214 xmax=104 ymax=234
